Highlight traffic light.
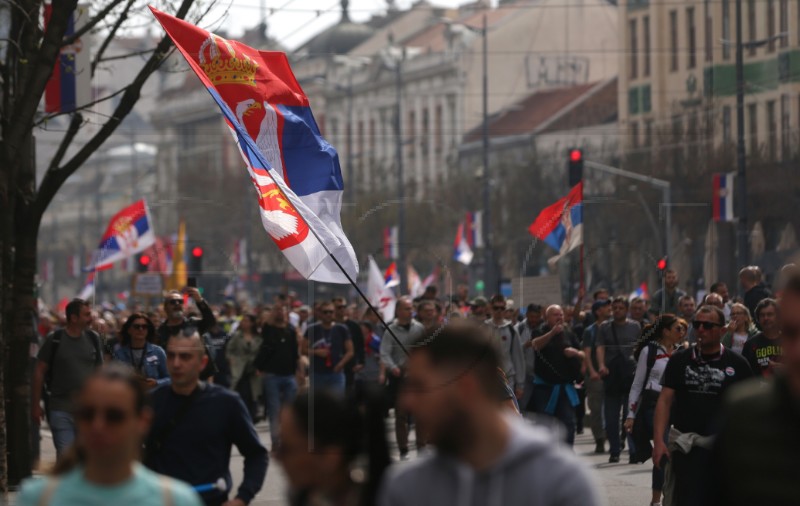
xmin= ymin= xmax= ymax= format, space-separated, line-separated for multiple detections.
xmin=137 ymin=253 xmax=151 ymax=273
xmin=568 ymin=148 xmax=583 ymax=187
xmin=657 ymin=257 xmax=668 ymax=273
xmin=189 ymin=246 xmax=204 ymax=273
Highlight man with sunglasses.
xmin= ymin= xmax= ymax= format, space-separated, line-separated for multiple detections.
xmin=706 ymin=270 xmax=800 ymax=505
xmin=157 ymin=289 xmax=216 ymax=348
xmin=652 ymin=306 xmax=752 ymax=506
xmin=485 ymin=294 xmax=526 ymax=400
xmin=303 ymin=301 xmax=354 ymax=396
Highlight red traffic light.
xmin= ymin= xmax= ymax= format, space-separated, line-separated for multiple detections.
xmin=139 ymin=254 xmax=151 ymax=266
xmin=569 ymin=149 xmax=583 ymax=163
xmin=657 ymin=258 xmax=667 ymax=270
xmin=192 ymin=247 xmax=204 ymax=258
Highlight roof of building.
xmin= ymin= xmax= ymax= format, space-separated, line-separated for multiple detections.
xmin=463 ymin=78 xmax=618 ymax=144
xmin=300 ymin=0 xmax=376 ymax=57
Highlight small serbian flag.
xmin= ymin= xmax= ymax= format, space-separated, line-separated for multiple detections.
xmin=712 ymin=172 xmax=735 ymax=222
xmin=85 ymin=200 xmax=156 ymax=272
xmin=453 ymin=222 xmax=474 ymax=265
xmin=384 ymin=262 xmax=400 ymax=288
xmin=528 ymin=182 xmax=583 ymax=267
xmin=465 ymin=211 xmax=483 ymax=248
xmin=383 ymin=226 xmax=399 ymax=260
xmin=629 ymin=282 xmax=649 ymax=301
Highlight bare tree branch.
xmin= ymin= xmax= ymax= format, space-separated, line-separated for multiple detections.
xmin=97 ymin=48 xmax=155 ymax=65
xmin=32 ymin=83 xmax=133 ymax=127
xmin=33 ymin=0 xmax=197 ymax=220
xmin=3 ymin=0 xmax=78 ymax=169
xmin=90 ymin=0 xmax=136 ymax=76
xmin=44 ymin=113 xmax=83 ymax=176
xmin=62 ymin=0 xmax=127 ymax=47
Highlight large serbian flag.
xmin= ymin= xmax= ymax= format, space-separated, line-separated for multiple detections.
xmin=150 ymin=8 xmax=358 ymax=283
xmin=528 ymin=182 xmax=583 ymax=267
xmin=85 ymin=200 xmax=156 ymax=271
xmin=712 ymin=172 xmax=735 ymax=222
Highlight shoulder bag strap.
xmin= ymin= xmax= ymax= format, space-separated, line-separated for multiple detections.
xmin=160 ymin=475 xmax=174 ymax=506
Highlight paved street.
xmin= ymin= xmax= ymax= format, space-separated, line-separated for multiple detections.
xmin=6 ymin=417 xmax=653 ymax=505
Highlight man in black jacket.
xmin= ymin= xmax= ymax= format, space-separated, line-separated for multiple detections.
xmin=146 ymin=328 xmax=268 ymax=506
xmin=158 ymin=288 xmax=218 ymax=380
xmin=740 ymin=266 xmax=772 ymax=321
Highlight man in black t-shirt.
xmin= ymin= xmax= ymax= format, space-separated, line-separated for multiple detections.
xmin=304 ymin=301 xmax=354 ymax=396
xmin=333 ymin=296 xmax=365 ymax=393
xmin=742 ymin=298 xmax=781 ymax=378
xmin=653 ymin=305 xmax=753 ymax=506
xmin=527 ymin=305 xmax=585 ymax=446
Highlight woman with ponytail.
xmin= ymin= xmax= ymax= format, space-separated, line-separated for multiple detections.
xmin=277 ymin=388 xmax=390 ymax=506
xmin=18 ymin=364 xmax=201 ymax=506
xmin=625 ymin=314 xmax=683 ymax=506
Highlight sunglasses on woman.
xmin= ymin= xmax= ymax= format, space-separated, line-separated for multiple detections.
xmin=75 ymin=405 xmax=130 ymax=425
xmin=131 ymin=323 xmax=148 ymax=331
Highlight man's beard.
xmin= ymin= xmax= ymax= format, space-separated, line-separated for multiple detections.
xmin=430 ymin=401 xmax=473 ymax=456
xmin=170 ymin=310 xmax=184 ymax=320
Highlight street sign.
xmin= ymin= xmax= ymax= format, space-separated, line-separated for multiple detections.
xmin=132 ymin=273 xmax=165 ymax=297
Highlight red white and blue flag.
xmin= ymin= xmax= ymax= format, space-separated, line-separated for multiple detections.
xmin=44 ymin=4 xmax=91 ymax=113
xmin=629 ymin=282 xmax=649 ymax=301
xmin=465 ymin=211 xmax=483 ymax=248
xmin=85 ymin=200 xmax=156 ymax=272
xmin=77 ymin=272 xmax=95 ymax=301
xmin=712 ymin=172 xmax=735 ymax=222
xmin=453 ymin=222 xmax=474 ymax=265
xmin=367 ymin=256 xmax=396 ymax=320
xmin=151 ymin=8 xmax=358 ymax=283
xmin=383 ymin=226 xmax=399 ymax=260
xmin=384 ymin=262 xmax=400 ymax=288
xmin=528 ymin=182 xmax=583 ymax=267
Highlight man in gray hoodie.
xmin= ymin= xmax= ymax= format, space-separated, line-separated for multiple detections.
xmin=485 ymin=294 xmax=526 ymax=399
xmin=379 ymin=320 xmax=602 ymax=506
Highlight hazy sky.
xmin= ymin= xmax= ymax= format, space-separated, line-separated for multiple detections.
xmin=204 ymin=0 xmax=475 ymax=50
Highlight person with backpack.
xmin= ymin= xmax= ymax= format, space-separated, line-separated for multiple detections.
xmin=31 ymin=298 xmax=103 ymax=458
xmin=18 ymin=364 xmax=203 ymax=506
xmin=485 ymin=294 xmax=526 ymax=399
xmin=624 ymin=314 xmax=683 ymax=506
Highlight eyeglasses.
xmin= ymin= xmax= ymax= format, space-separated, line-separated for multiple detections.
xmin=131 ymin=323 xmax=148 ymax=331
xmin=166 ymin=299 xmax=183 ymax=306
xmin=321 ymin=310 xmax=334 ymax=315
xmin=692 ymin=320 xmax=722 ymax=330
xmin=335 ymin=305 xmax=347 ymax=310
xmin=75 ymin=406 xmax=129 ymax=425
xmin=492 ymin=306 xmax=506 ymax=311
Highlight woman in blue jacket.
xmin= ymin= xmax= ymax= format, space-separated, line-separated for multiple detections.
xmin=114 ymin=313 xmax=170 ymax=389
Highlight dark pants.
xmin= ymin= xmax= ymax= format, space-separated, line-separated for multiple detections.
xmin=604 ymin=393 xmax=635 ymax=457
xmin=528 ymin=384 xmax=577 ymax=446
xmin=671 ymin=447 xmax=712 ymax=506
xmin=235 ymin=374 xmax=258 ymax=422
xmin=638 ymin=394 xmax=667 ymax=491
xmin=575 ymin=384 xmax=586 ymax=432
xmin=386 ymin=374 xmax=425 ymax=453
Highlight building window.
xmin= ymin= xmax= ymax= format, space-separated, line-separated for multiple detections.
xmin=748 ymin=0 xmax=757 ymax=56
xmin=780 ymin=0 xmax=788 ymax=48
xmin=369 ymin=118 xmax=375 ymax=160
xmin=767 ymin=100 xmax=777 ymax=160
xmin=723 ymin=106 xmax=732 ymax=144
xmin=687 ymin=8 xmax=697 ymax=68
xmin=722 ymin=0 xmax=731 ymax=60
xmin=670 ymin=11 xmax=678 ymax=71
xmin=421 ymin=107 xmax=429 ymax=157
xmin=705 ymin=9 xmax=713 ymax=62
xmin=630 ymin=19 xmax=638 ymax=79
xmin=748 ymin=103 xmax=758 ymax=155
xmin=645 ymin=120 xmax=653 ymax=147
xmin=781 ymin=94 xmax=790 ymax=160
xmin=434 ymin=104 xmax=443 ymax=153
xmin=768 ymin=0 xmax=776 ymax=52
xmin=643 ymin=16 xmax=651 ymax=76
xmin=631 ymin=121 xmax=640 ymax=149
xmin=408 ymin=110 xmax=416 ymax=158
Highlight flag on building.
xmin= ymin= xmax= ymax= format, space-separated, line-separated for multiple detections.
xmin=465 ymin=211 xmax=484 ymax=248
xmin=151 ymin=8 xmax=358 ymax=284
xmin=712 ymin=172 xmax=735 ymax=222
xmin=384 ymin=261 xmax=400 ymax=288
xmin=84 ymin=200 xmax=155 ymax=272
xmin=234 ymin=238 xmax=248 ymax=268
xmin=383 ymin=226 xmax=399 ymax=259
xmin=67 ymin=255 xmax=80 ymax=278
xmin=367 ymin=256 xmax=397 ymax=321
xmin=453 ymin=222 xmax=474 ymax=265
xmin=528 ymin=182 xmax=583 ymax=267
xmin=77 ymin=272 xmax=95 ymax=300
xmin=44 ymin=4 xmax=91 ymax=113
xmin=629 ymin=282 xmax=649 ymax=301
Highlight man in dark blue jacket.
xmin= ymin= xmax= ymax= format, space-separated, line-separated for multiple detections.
xmin=145 ymin=328 xmax=268 ymax=506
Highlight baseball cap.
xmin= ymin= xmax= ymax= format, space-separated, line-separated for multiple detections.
xmin=470 ymin=296 xmax=488 ymax=307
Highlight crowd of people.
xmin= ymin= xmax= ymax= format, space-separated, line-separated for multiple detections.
xmin=18 ymin=263 xmax=800 ymax=505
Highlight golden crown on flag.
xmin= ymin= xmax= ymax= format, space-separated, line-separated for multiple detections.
xmin=198 ymin=34 xmax=257 ymax=87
